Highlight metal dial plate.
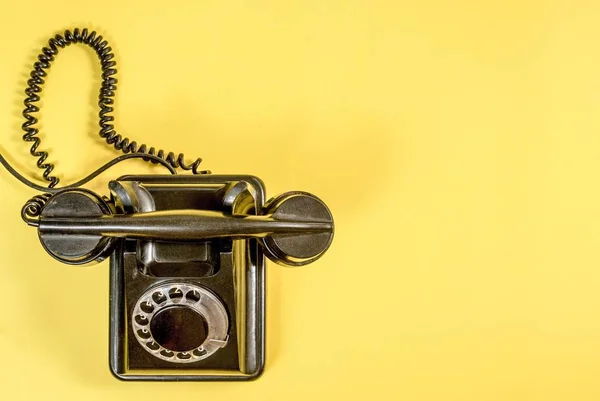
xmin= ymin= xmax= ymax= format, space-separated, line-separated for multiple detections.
xmin=132 ymin=283 xmax=229 ymax=363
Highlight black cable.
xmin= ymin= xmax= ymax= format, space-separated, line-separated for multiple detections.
xmin=0 ymin=152 xmax=177 ymax=193
xmin=21 ymin=28 xmax=206 ymax=189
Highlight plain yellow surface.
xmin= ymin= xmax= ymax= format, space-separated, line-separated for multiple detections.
xmin=1 ymin=1 xmax=600 ymax=400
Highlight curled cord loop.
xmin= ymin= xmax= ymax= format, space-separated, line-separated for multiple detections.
xmin=21 ymin=28 xmax=206 ymax=189
xmin=21 ymin=193 xmax=51 ymax=226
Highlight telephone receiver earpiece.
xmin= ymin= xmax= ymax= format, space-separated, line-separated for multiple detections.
xmin=23 ymin=183 xmax=334 ymax=267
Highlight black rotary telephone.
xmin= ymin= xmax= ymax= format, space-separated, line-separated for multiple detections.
xmin=0 ymin=28 xmax=334 ymax=381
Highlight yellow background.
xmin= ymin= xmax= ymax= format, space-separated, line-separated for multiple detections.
xmin=1 ymin=1 xmax=599 ymax=400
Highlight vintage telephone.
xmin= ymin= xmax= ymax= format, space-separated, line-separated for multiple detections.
xmin=0 ymin=28 xmax=334 ymax=381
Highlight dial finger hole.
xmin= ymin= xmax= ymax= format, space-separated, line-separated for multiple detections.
xmin=146 ymin=341 xmax=160 ymax=351
xmin=177 ymin=352 xmax=192 ymax=360
xmin=168 ymin=288 xmax=183 ymax=301
xmin=152 ymin=291 xmax=167 ymax=304
xmin=135 ymin=315 xmax=149 ymax=325
xmin=140 ymin=301 xmax=154 ymax=314
xmin=185 ymin=290 xmax=201 ymax=303
xmin=193 ymin=348 xmax=207 ymax=357
xmin=160 ymin=349 xmax=175 ymax=358
xmin=137 ymin=329 xmax=151 ymax=340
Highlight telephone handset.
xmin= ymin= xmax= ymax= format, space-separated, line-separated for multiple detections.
xmin=1 ymin=29 xmax=334 ymax=381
